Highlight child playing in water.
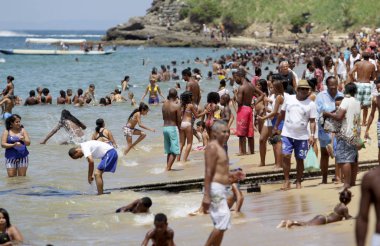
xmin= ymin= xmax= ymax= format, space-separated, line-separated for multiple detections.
xmin=141 ymin=213 xmax=175 ymax=246
xmin=277 ymin=188 xmax=352 ymax=228
xmin=123 ymin=102 xmax=155 ymax=156
xmin=196 ymin=121 xmax=209 ymax=147
xmin=115 ymin=197 xmax=152 ymax=213
xmin=128 ymin=92 xmax=137 ymax=107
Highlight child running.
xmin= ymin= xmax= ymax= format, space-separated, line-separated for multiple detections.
xmin=141 ymin=213 xmax=175 ymax=246
xmin=123 ymin=102 xmax=155 ymax=155
xmin=277 ymin=188 xmax=352 ymax=228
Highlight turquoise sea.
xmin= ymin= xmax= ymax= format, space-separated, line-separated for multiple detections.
xmin=0 ymin=30 xmax=351 ymax=245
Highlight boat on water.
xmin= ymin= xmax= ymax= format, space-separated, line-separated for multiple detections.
xmin=0 ymin=38 xmax=115 ymax=55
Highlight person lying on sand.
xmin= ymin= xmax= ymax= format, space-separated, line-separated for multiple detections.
xmin=277 ymin=188 xmax=352 ymax=229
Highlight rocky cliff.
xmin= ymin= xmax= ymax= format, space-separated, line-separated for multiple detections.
xmin=105 ymin=0 xmax=198 ymax=44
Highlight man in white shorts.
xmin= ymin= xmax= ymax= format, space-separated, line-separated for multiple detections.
xmin=202 ymin=121 xmax=245 ymax=246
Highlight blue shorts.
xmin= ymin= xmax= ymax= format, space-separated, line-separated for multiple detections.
xmin=148 ymin=97 xmax=159 ymax=104
xmin=282 ymin=136 xmax=309 ymax=160
xmin=318 ymin=127 xmax=331 ymax=148
xmin=271 ymin=117 xmax=284 ymax=131
xmin=163 ymin=126 xmax=180 ymax=155
xmin=2 ymin=112 xmax=12 ymax=119
xmin=97 ymin=149 xmax=118 ymax=173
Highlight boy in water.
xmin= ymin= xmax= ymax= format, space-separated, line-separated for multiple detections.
xmin=68 ymin=140 xmax=118 ymax=195
xmin=115 ymin=197 xmax=152 ymax=213
xmin=196 ymin=121 xmax=209 ymax=148
xmin=141 ymin=213 xmax=175 ymax=246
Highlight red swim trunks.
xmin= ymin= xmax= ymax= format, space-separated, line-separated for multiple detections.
xmin=236 ymin=105 xmax=254 ymax=137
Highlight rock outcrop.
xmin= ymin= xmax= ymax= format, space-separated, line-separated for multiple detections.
xmin=104 ymin=0 xmax=202 ymax=45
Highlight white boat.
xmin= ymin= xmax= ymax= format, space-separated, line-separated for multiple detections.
xmin=0 ymin=38 xmax=115 ymax=55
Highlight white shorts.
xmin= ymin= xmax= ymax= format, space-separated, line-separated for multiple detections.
xmin=210 ymin=182 xmax=231 ymax=231
xmin=372 ymin=233 xmax=380 ymax=246
xmin=371 ymin=81 xmax=378 ymax=97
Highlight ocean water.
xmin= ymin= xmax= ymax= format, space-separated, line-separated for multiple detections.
xmin=0 ymin=30 xmax=351 ymax=245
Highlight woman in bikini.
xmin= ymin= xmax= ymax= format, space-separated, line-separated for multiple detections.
xmin=258 ymin=79 xmax=286 ymax=168
xmin=123 ymin=102 xmax=155 ymax=156
xmin=177 ymin=91 xmax=206 ymax=162
xmin=0 ymin=208 xmax=23 ymax=245
xmin=204 ymin=92 xmax=220 ymax=136
xmin=140 ymin=78 xmax=165 ymax=105
xmin=277 ymin=188 xmax=352 ymax=229
xmin=40 ymin=109 xmax=86 ymax=144
xmin=91 ymin=118 xmax=117 ymax=147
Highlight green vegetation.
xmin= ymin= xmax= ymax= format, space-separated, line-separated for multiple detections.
xmin=181 ymin=0 xmax=380 ymax=33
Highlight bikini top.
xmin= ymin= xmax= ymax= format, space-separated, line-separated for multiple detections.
xmin=148 ymin=85 xmax=158 ymax=93
xmin=0 ymin=231 xmax=10 ymax=244
xmin=95 ymin=129 xmax=109 ymax=140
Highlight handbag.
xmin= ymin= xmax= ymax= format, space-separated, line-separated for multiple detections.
xmin=304 ymin=147 xmax=320 ymax=172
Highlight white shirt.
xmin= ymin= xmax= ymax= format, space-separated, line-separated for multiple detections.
xmin=339 ymin=96 xmax=361 ymax=140
xmin=80 ymin=140 xmax=113 ymax=159
xmin=337 ymin=58 xmax=347 ymax=75
xmin=281 ymin=95 xmax=317 ymax=140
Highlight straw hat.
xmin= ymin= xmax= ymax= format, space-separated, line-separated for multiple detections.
xmin=297 ymin=80 xmax=311 ymax=89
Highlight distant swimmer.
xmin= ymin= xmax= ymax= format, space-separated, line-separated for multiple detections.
xmin=68 ymin=140 xmax=118 ymax=195
xmin=141 ymin=213 xmax=175 ymax=246
xmin=277 ymin=189 xmax=352 ymax=229
xmin=0 ymin=95 xmax=16 ymax=119
xmin=140 ymin=78 xmax=165 ymax=105
xmin=115 ymin=197 xmax=152 ymax=213
xmin=128 ymin=92 xmax=137 ymax=107
xmin=40 ymin=109 xmax=86 ymax=144
xmin=123 ymin=102 xmax=155 ymax=156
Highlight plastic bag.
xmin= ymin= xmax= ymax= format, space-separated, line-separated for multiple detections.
xmin=304 ymin=147 xmax=320 ymax=172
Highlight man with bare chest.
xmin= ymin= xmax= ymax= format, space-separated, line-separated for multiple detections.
xmin=350 ymin=52 xmax=376 ymax=125
xmin=202 ymin=120 xmax=245 ymax=246
xmin=356 ymin=167 xmax=380 ymax=246
xmin=235 ymin=69 xmax=264 ymax=155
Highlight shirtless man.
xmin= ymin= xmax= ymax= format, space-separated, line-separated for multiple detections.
xmin=356 ymin=167 xmax=380 ymax=246
xmin=235 ymin=68 xmax=264 ymax=155
xmin=112 ymin=89 xmax=127 ymax=102
xmin=0 ymin=95 xmax=15 ymax=119
xmin=202 ymin=120 xmax=245 ymax=246
xmin=24 ymin=90 xmax=39 ymax=106
xmin=183 ymin=69 xmax=201 ymax=105
xmin=2 ymin=76 xmax=14 ymax=98
xmin=162 ymin=89 xmax=181 ymax=171
xmin=41 ymin=88 xmax=52 ymax=104
xmin=57 ymin=90 xmax=66 ymax=105
xmin=141 ymin=213 xmax=175 ymax=246
xmin=349 ymin=52 xmax=376 ymax=125
xmin=365 ymin=78 xmax=380 ymax=164
xmin=72 ymin=88 xmax=85 ymax=106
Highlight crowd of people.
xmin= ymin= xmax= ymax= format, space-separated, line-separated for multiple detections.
xmin=2 ymin=29 xmax=380 ymax=245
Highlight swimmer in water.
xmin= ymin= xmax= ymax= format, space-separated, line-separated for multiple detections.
xmin=128 ymin=92 xmax=137 ymax=107
xmin=91 ymin=118 xmax=117 ymax=147
xmin=141 ymin=213 xmax=175 ymax=246
xmin=277 ymin=188 xmax=352 ymax=228
xmin=115 ymin=197 xmax=152 ymax=213
xmin=40 ymin=109 xmax=86 ymax=144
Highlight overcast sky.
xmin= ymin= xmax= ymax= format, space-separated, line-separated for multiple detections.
xmin=0 ymin=0 xmax=152 ymax=30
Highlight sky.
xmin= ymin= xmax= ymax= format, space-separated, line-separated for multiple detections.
xmin=0 ymin=0 xmax=153 ymax=30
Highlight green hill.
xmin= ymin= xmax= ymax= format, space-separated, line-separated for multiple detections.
xmin=182 ymin=0 xmax=380 ymax=33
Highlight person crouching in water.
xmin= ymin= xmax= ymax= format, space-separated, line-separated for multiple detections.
xmin=68 ymin=140 xmax=118 ymax=195
xmin=123 ymin=102 xmax=155 ymax=156
xmin=141 ymin=213 xmax=175 ymax=246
